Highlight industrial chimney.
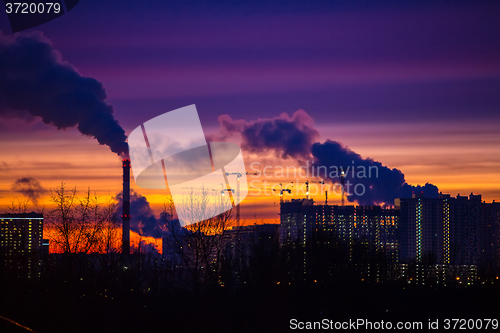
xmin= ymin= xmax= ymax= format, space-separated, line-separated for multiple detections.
xmin=122 ymin=159 xmax=131 ymax=256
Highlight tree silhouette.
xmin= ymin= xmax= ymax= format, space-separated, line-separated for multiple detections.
xmin=161 ymin=189 xmax=237 ymax=291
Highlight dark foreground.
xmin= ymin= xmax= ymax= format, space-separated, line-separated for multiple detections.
xmin=1 ymin=280 xmax=499 ymax=333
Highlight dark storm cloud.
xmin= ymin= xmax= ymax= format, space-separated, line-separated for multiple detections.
xmin=11 ymin=177 xmax=46 ymax=204
xmin=115 ymin=189 xmax=159 ymax=237
xmin=0 ymin=32 xmax=128 ymax=156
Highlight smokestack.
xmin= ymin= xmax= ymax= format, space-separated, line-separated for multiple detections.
xmin=122 ymin=159 xmax=131 ymax=256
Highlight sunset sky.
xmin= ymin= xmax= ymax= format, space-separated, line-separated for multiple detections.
xmin=1 ymin=0 xmax=499 ymax=227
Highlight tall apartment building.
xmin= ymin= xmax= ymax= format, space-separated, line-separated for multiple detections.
xmin=396 ymin=193 xmax=497 ymax=267
xmin=482 ymin=201 xmax=500 ymax=274
xmin=224 ymin=223 xmax=279 ymax=257
xmin=223 ymin=224 xmax=279 ymax=279
xmin=279 ymin=199 xmax=398 ymax=262
xmin=396 ymin=194 xmax=447 ymax=264
xmin=0 ymin=212 xmax=44 ymax=279
xmin=450 ymin=194 xmax=483 ymax=265
xmin=279 ymin=194 xmax=499 ymax=283
xmin=279 ymin=199 xmax=316 ymax=247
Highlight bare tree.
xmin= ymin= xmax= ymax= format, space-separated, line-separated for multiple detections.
xmin=161 ymin=188 xmax=238 ymax=290
xmin=7 ymin=197 xmax=44 ymax=215
xmin=46 ymin=183 xmax=117 ymax=254
xmin=8 ymin=197 xmax=32 ymax=214
xmin=46 ymin=183 xmax=76 ymax=253
xmin=95 ymin=196 xmax=120 ymax=255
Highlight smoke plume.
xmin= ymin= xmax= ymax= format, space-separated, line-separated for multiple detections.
xmin=0 ymin=32 xmax=128 ymax=156
xmin=218 ymin=110 xmax=439 ymax=205
xmin=218 ymin=109 xmax=319 ymax=160
xmin=115 ymin=189 xmax=159 ymax=237
xmin=311 ymin=140 xmax=438 ymax=205
xmin=11 ymin=177 xmax=46 ymax=204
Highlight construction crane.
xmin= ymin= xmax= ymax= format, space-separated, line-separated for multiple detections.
xmin=225 ymin=172 xmax=243 ymax=224
xmin=223 ymin=170 xmax=267 ymax=224
xmin=290 ymin=179 xmax=325 ymax=200
xmin=255 ymin=178 xmax=324 ymax=201
xmin=247 ymin=168 xmax=325 ymax=201
xmin=338 ymin=166 xmax=366 ymax=206
xmin=181 ymin=186 xmax=233 ymax=196
xmin=211 ymin=185 xmax=234 ymax=213
xmin=216 ymin=188 xmax=234 ymax=196
xmin=273 ymin=183 xmax=292 ymax=203
xmin=215 ymin=182 xmax=233 ymax=197
xmin=249 ymin=165 xmax=364 ymax=205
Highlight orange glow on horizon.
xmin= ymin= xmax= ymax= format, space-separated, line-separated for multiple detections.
xmin=45 ymin=227 xmax=163 ymax=254
xmin=1 ymin=120 xmax=499 ymax=226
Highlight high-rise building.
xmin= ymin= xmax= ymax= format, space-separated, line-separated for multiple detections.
xmin=279 ymin=199 xmax=399 ymax=283
xmin=396 ymin=193 xmax=447 ymax=265
xmin=279 ymin=193 xmax=498 ymax=284
xmin=396 ymin=193 xmax=500 ymax=285
xmin=480 ymin=200 xmax=500 ymax=275
xmin=359 ymin=205 xmax=399 ymax=264
xmin=279 ymin=199 xmax=316 ymax=247
xmin=449 ymin=194 xmax=483 ymax=265
xmin=396 ymin=193 xmax=494 ymax=267
xmin=223 ymin=224 xmax=279 ymax=269
xmin=279 ymin=200 xmax=398 ymax=261
xmin=0 ymin=213 xmax=44 ymax=279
